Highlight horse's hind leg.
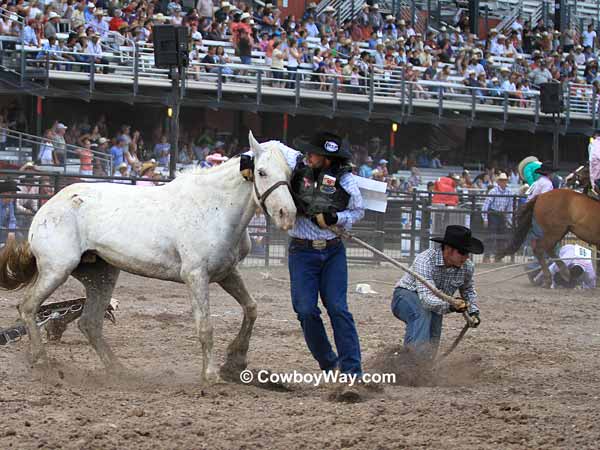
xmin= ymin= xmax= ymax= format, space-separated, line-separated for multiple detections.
xmin=536 ymin=230 xmax=568 ymax=288
xmin=18 ymin=264 xmax=74 ymax=366
xmin=218 ymin=268 xmax=257 ymax=380
xmin=71 ymin=258 xmax=122 ymax=372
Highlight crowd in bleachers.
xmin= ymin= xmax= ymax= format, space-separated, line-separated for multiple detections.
xmin=1 ymin=0 xmax=600 ymax=105
xmin=0 ymin=109 xmax=246 ymax=179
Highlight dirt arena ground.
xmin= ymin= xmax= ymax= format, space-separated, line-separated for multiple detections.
xmin=1 ymin=264 xmax=600 ymax=450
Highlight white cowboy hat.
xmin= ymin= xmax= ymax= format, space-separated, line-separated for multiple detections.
xmin=323 ymin=6 xmax=336 ymax=13
xmin=385 ymin=15 xmax=394 ymax=21
xmin=221 ymin=1 xmax=231 ymax=8
xmin=355 ymin=283 xmax=378 ymax=295
xmin=496 ymin=173 xmax=509 ymax=181
xmin=240 ymin=12 xmax=251 ymax=20
xmin=48 ymin=11 xmax=60 ymax=19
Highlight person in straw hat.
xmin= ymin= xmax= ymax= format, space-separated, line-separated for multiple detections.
xmin=481 ymin=172 xmax=513 ymax=262
xmin=392 ymin=225 xmax=483 ymax=362
xmin=137 ymin=160 xmax=158 ymax=186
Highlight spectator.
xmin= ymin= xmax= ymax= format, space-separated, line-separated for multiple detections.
xmin=358 ymin=156 xmax=374 ymax=178
xmin=110 ymin=136 xmax=127 ymax=172
xmin=154 ymin=135 xmax=171 ymax=166
xmin=137 ymin=160 xmax=158 ymax=186
xmin=77 ymin=138 xmax=94 ymax=176
xmin=271 ymin=40 xmax=286 ymax=88
xmin=0 ymin=180 xmax=18 ymax=244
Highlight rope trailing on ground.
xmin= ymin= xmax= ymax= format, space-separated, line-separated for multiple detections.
xmin=475 ymin=257 xmax=600 ymax=278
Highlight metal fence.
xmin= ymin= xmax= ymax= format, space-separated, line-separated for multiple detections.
xmin=1 ymin=170 xmax=523 ymax=267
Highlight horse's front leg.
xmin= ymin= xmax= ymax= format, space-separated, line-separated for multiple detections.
xmin=183 ymin=268 xmax=220 ymax=384
xmin=218 ymin=267 xmax=257 ymax=380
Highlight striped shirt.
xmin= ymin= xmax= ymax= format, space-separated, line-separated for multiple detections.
xmin=482 ymin=185 xmax=513 ymax=221
xmin=395 ymin=247 xmax=479 ymax=315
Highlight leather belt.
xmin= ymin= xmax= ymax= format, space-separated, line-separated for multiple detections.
xmin=291 ymin=237 xmax=341 ymax=250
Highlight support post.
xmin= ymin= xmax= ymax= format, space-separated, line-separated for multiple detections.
xmin=552 ymin=113 xmax=560 ymax=168
xmin=169 ymin=66 xmax=181 ymax=180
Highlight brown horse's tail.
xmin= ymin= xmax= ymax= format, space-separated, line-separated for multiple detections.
xmin=0 ymin=239 xmax=38 ymax=290
xmin=496 ymin=196 xmax=538 ymax=259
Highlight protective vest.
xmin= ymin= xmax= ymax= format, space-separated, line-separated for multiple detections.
xmin=291 ymin=162 xmax=351 ymax=216
xmin=523 ymin=161 xmax=542 ymax=186
xmin=432 ymin=177 xmax=458 ymax=206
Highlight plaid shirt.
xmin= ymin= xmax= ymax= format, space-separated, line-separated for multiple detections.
xmin=395 ymin=247 xmax=479 ymax=315
xmin=482 ymin=185 xmax=513 ymax=221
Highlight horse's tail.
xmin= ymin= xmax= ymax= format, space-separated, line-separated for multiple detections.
xmin=496 ymin=197 xmax=538 ymax=258
xmin=0 ymin=239 xmax=38 ymax=290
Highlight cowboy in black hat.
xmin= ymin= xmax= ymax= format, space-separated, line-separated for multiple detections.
xmin=391 ymin=225 xmax=483 ymax=362
xmin=288 ymin=131 xmax=365 ymax=399
xmin=239 ymin=132 xmax=364 ymax=399
xmin=0 ymin=180 xmax=20 ymax=243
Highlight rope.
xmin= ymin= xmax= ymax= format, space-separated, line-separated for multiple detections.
xmin=475 ymin=257 xmax=600 ymax=278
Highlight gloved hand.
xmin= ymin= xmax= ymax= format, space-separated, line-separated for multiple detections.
xmin=311 ymin=212 xmax=338 ymax=229
xmin=469 ymin=312 xmax=481 ymax=328
xmin=240 ymin=154 xmax=254 ymax=181
xmin=449 ymin=298 xmax=468 ymax=313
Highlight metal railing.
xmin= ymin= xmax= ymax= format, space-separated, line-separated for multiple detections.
xmin=0 ymin=173 xmax=526 ymax=266
xmin=1 ymin=128 xmax=113 ymax=175
xmin=1 ymin=34 xmax=597 ymax=129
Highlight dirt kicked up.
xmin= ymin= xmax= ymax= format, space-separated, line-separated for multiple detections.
xmin=1 ymin=266 xmax=600 ymax=450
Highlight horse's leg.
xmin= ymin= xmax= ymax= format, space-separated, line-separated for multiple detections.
xmin=536 ymin=229 xmax=569 ymax=288
xmin=532 ymin=245 xmax=552 ymax=288
xmin=18 ymin=264 xmax=74 ymax=366
xmin=183 ymin=268 xmax=219 ymax=384
xmin=217 ymin=267 xmax=257 ymax=380
xmin=71 ymin=258 xmax=122 ymax=372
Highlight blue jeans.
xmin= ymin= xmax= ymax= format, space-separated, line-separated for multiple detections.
xmin=288 ymin=240 xmax=362 ymax=375
xmin=391 ymin=287 xmax=443 ymax=359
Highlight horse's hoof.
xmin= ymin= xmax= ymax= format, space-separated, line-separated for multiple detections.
xmin=219 ymin=362 xmax=247 ymax=382
xmin=201 ymin=370 xmax=223 ymax=385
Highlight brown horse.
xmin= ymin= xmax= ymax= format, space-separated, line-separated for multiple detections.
xmin=496 ymin=189 xmax=599 ymax=287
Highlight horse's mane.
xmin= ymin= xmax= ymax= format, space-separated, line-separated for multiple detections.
xmin=175 ymin=141 xmax=291 ymax=179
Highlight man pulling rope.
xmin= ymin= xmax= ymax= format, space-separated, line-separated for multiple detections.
xmin=391 ymin=225 xmax=483 ymax=363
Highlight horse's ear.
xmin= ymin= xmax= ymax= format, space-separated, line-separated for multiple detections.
xmin=248 ymin=130 xmax=263 ymax=158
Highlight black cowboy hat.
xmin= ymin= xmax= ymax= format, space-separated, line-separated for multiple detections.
xmin=0 ymin=180 xmax=20 ymax=194
xmin=534 ymin=161 xmax=555 ymax=175
xmin=296 ymin=132 xmax=352 ymax=160
xmin=430 ymin=225 xmax=484 ymax=255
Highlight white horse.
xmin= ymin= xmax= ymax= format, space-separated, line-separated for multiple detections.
xmin=0 ymin=132 xmax=296 ymax=383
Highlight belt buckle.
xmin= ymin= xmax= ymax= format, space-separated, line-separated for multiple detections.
xmin=312 ymin=239 xmax=327 ymax=250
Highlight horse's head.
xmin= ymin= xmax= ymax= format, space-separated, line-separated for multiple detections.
xmin=249 ymin=131 xmax=296 ymax=231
